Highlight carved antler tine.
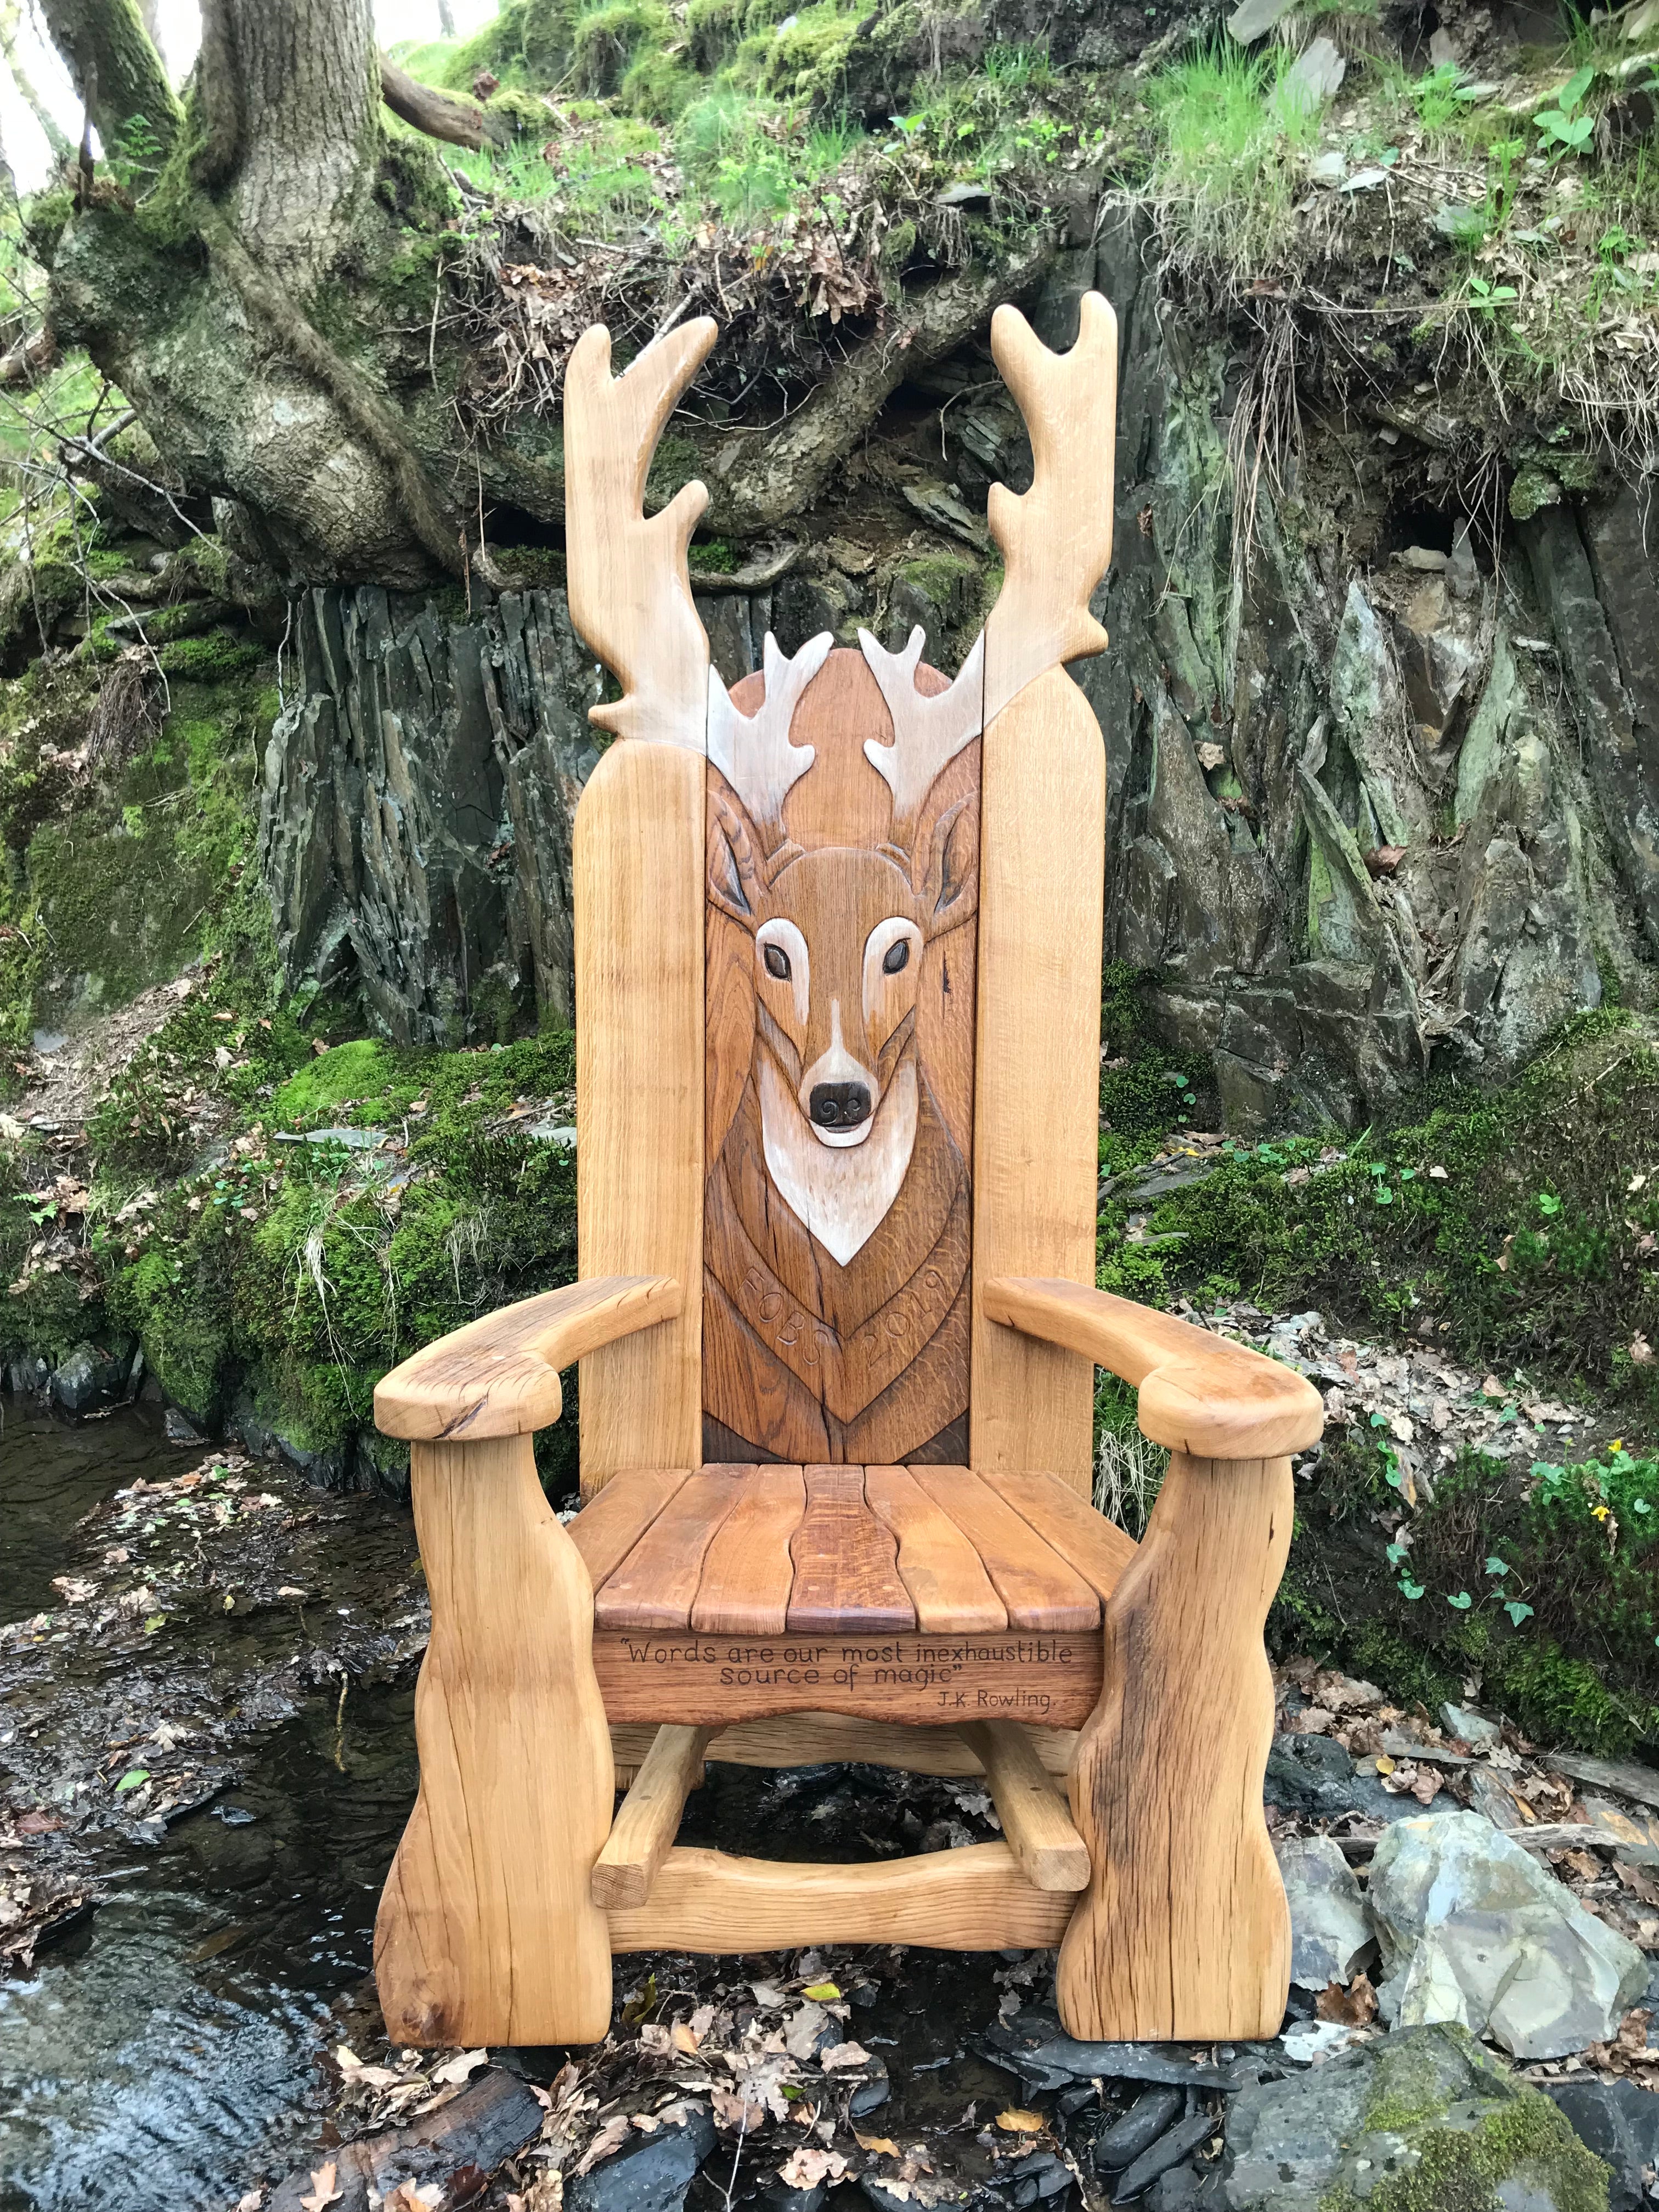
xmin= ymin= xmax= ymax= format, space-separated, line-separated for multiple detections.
xmin=564 ymin=317 xmax=720 ymax=746
xmin=983 ymin=290 xmax=1119 ymax=727
xmin=857 ymin=624 xmax=985 ymax=857
xmin=707 ymin=629 xmax=833 ymax=855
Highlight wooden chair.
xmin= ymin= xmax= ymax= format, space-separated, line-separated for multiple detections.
xmin=370 ymin=293 xmax=1323 ymax=2052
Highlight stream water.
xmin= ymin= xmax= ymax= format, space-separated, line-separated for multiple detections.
xmin=0 ymin=1407 xmax=418 ymax=2212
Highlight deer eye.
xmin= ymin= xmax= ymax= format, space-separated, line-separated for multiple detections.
xmin=882 ymin=939 xmax=910 ymax=975
xmin=764 ymin=945 xmax=791 ymax=981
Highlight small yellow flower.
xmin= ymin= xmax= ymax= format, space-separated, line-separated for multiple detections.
xmin=1612 ymin=1440 xmax=1624 ymax=1453
xmin=1592 ymin=1504 xmax=1612 ymax=1521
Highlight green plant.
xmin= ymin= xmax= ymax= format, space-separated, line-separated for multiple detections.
xmin=1143 ymin=40 xmax=1324 ymax=276
xmin=1534 ymin=65 xmax=1596 ymax=160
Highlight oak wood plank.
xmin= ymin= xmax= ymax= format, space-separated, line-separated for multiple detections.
xmin=375 ymin=1435 xmax=614 ymax=2045
xmin=691 ymin=1465 xmax=806 ymax=1634
xmin=606 ymin=1843 xmax=1075 ymax=1953
xmin=976 ymin=1469 xmax=1137 ymax=1605
xmin=609 ymin=1717 xmax=1078 ymax=1779
xmin=968 ymin=668 xmax=1105 ymax=1494
xmin=984 ymin=1278 xmax=1324 ymax=1460
xmin=910 ymin=1465 xmax=1099 ymax=1630
xmin=374 ymin=1277 xmax=682 ymax=1443
xmin=577 ymin=741 xmax=706 ymax=1493
xmin=595 ymin=1466 xmax=747 ymax=1629
xmin=591 ymin=1725 xmax=713 ymax=1909
xmin=787 ymin=1464 xmax=913 ymax=1634
xmin=960 ymin=1719 xmax=1090 ymax=1893
xmin=568 ymin=1466 xmax=695 ymax=1592
xmin=1058 ymin=1451 xmax=1293 ymax=2040
xmin=865 ymin=1464 xmax=1007 ymax=1632
xmin=592 ymin=1630 xmax=1098 ymax=1729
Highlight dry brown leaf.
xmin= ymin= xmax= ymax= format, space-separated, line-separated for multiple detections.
xmin=819 ymin=2040 xmax=871 ymax=2073
xmin=856 ymin=2134 xmax=900 ymax=2155
xmin=298 ymin=2167 xmax=342 ymax=2212
xmin=996 ymin=2110 xmax=1046 ymax=2134
xmin=670 ymin=2022 xmax=701 ymax=2055
xmin=1316 ymin=1972 xmax=1378 ymax=2027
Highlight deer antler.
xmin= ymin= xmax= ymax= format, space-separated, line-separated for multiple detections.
xmin=707 ymin=629 xmax=834 ymax=855
xmin=564 ymin=317 xmax=719 ymax=747
xmin=983 ymin=291 xmax=1118 ymax=726
xmin=856 ymin=624 xmax=984 ymax=855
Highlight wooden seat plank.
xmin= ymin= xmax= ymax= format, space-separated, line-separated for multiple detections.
xmin=595 ymin=1466 xmax=746 ymax=1629
xmin=691 ymin=1465 xmax=807 ymax=1634
xmin=910 ymin=1465 xmax=1100 ymax=1630
xmin=865 ymin=1465 xmax=1008 ymax=1632
xmin=977 ymin=1469 xmax=1137 ymax=1605
xmin=569 ymin=1467 xmax=695 ymax=1592
xmin=787 ymin=1465 xmax=913 ymax=1634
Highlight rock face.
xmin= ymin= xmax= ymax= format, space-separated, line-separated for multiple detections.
xmin=1367 ymin=1810 xmax=1650 ymax=2059
xmin=1541 ymin=2076 xmax=1659 ymax=2212
xmin=258 ymin=233 xmax=1659 ymax=1107
xmin=1223 ymin=2022 xmax=1611 ymax=2211
xmin=1275 ymin=1832 xmax=1374 ymax=1990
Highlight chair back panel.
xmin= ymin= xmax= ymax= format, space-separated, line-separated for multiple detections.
xmin=702 ymin=647 xmax=980 ymax=1465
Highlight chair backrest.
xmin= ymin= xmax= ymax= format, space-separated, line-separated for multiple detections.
xmin=570 ymin=298 xmax=1118 ymax=1497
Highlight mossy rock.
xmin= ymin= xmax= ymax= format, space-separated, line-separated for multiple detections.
xmin=1226 ymin=2022 xmax=1609 ymax=2211
xmin=440 ymin=0 xmax=579 ymax=89
xmin=572 ymin=0 xmax=675 ymax=99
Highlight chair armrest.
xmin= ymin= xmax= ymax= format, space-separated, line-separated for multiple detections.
xmin=374 ymin=1276 xmax=684 ymax=1443
xmin=982 ymin=1276 xmax=1323 ymax=1459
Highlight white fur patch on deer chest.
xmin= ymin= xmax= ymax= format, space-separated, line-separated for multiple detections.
xmin=702 ymin=645 xmax=980 ymax=1467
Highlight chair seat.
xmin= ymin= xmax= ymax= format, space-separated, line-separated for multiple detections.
xmin=570 ymin=1465 xmax=1134 ymax=1730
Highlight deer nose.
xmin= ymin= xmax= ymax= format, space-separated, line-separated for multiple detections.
xmin=810 ymin=1081 xmax=871 ymax=1130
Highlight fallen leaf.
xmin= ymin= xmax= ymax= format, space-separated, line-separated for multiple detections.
xmin=670 ymin=2022 xmax=702 ymax=2054
xmin=1632 ymin=1333 xmax=1654 ymax=1365
xmin=1195 ymin=740 xmax=1227 ymax=771
xmin=639 ymin=2023 xmax=672 ymax=2056
xmin=299 ymin=2166 xmax=342 ymax=2212
xmin=856 ymin=2134 xmax=900 ymax=2155
xmin=1364 ymin=844 xmax=1407 ymax=876
xmin=713 ymin=2085 xmax=768 ymax=2132
xmin=778 ymin=2147 xmax=847 ymax=2188
xmin=819 ymin=2040 xmax=872 ymax=2073
xmin=800 ymin=1980 xmax=841 ymax=2000
xmin=574 ymin=2114 xmax=633 ymax=2172
xmin=996 ymin=2109 xmax=1046 ymax=2133
xmin=1316 ymin=1972 xmax=1378 ymax=2026
xmin=431 ymin=2047 xmax=488 ymax=2086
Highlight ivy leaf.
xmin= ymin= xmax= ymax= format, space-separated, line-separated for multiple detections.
xmin=1538 ymin=1193 xmax=1562 ymax=1216
xmin=1386 ymin=1542 xmax=1410 ymax=1565
xmin=1375 ymin=1187 xmax=1396 ymax=1205
xmin=1447 ymin=1590 xmax=1473 ymax=1610
xmin=1635 ymin=1499 xmax=1652 ymax=1516
xmin=1485 ymin=1556 xmax=1509 ymax=1576
xmin=115 ymin=1768 xmax=150 ymax=1793
xmin=1400 ymin=1579 xmax=1426 ymax=1600
xmin=1505 ymin=1600 xmax=1534 ymax=1627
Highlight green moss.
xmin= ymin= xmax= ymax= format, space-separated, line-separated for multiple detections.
xmin=574 ymin=0 xmax=676 ymax=100
xmin=1321 ymin=2080 xmax=1608 ymax=2212
xmin=755 ymin=0 xmax=864 ymax=104
xmin=686 ymin=0 xmax=744 ymax=69
xmin=621 ymin=43 xmax=699 ymax=118
xmin=439 ymin=0 xmax=580 ymax=88
xmin=1508 ymin=462 xmax=1562 ymax=520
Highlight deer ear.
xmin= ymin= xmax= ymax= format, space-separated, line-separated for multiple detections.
xmin=708 ymin=788 xmax=763 ymax=928
xmin=922 ymin=794 xmax=979 ymax=935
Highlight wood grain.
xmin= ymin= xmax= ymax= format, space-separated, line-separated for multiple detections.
xmin=568 ymin=1466 xmax=695 ymax=1592
xmin=591 ymin=1724 xmax=713 ymax=1909
xmin=960 ymin=1719 xmax=1090 ymax=1893
xmin=865 ymin=1464 xmax=1007 ymax=1631
xmin=577 ymin=740 xmax=706 ymax=1493
xmin=591 ymin=1626 xmax=1098 ymax=1728
xmin=984 ymin=1278 xmax=1325 ymax=1459
xmin=375 ymin=1435 xmax=613 ymax=2045
xmin=594 ymin=1466 xmax=746 ymax=1629
xmin=374 ymin=1277 xmax=682 ymax=1443
xmin=910 ymin=1466 xmax=1099 ymax=1630
xmin=977 ymin=1470 xmax=1138 ymax=1605
xmin=787 ymin=1464 xmax=912 ymax=1632
xmin=691 ymin=1464 xmax=806 ymax=1633
xmin=1058 ymin=1451 xmax=1293 ymax=2040
xmin=969 ymin=668 xmax=1105 ymax=1493
xmin=606 ymin=1843 xmax=1076 ymax=1953
xmin=608 ymin=1716 xmax=1079 ymax=1779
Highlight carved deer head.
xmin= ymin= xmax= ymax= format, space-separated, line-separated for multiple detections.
xmin=563 ymin=299 xmax=1117 ymax=1260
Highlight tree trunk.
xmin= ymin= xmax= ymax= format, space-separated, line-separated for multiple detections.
xmin=37 ymin=0 xmax=179 ymax=151
xmin=136 ymin=0 xmax=163 ymax=68
xmin=437 ymin=0 xmax=457 ymax=34
xmin=0 ymin=3 xmax=72 ymax=161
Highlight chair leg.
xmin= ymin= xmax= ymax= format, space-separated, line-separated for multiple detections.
xmin=1057 ymin=1450 xmax=1293 ymax=2041
xmin=375 ymin=1434 xmax=615 ymax=2046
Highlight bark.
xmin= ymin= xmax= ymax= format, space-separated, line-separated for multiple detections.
xmin=37 ymin=0 xmax=179 ymax=153
xmin=136 ymin=0 xmax=162 ymax=68
xmin=380 ymin=53 xmax=508 ymax=151
xmin=0 ymin=3 xmax=72 ymax=162
xmin=436 ymin=0 xmax=458 ymax=35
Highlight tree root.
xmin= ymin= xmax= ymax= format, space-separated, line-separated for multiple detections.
xmin=379 ymin=54 xmax=509 ymax=153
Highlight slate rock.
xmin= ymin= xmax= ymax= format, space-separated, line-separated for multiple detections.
xmin=1263 ymin=1731 xmax=1360 ymax=1816
xmin=48 ymin=1339 xmax=132 ymax=1417
xmin=567 ymin=2111 xmax=716 ymax=2212
xmin=1440 ymin=1701 xmax=1503 ymax=1745
xmin=1095 ymin=2086 xmax=1184 ymax=2171
xmin=764 ymin=2186 xmax=826 ymax=2212
xmin=849 ymin=2076 xmax=890 ymax=2117
xmin=1368 ymin=1810 xmax=1649 ymax=2058
xmin=981 ymin=2008 xmax=1251 ymax=2094
xmin=1113 ymin=2111 xmax=1215 ymax=2203
xmin=1541 ymin=2076 xmax=1659 ymax=2211
xmin=163 ymin=1406 xmax=203 ymax=1444
xmin=1003 ymin=2151 xmax=1071 ymax=2199
xmin=1274 ymin=1834 xmax=1373 ymax=1991
xmin=1223 ymin=2022 xmax=1610 ymax=2211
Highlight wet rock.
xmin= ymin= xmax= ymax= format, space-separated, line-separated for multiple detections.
xmin=1368 ymin=1809 xmax=1650 ymax=2058
xmin=47 ymin=1340 xmax=132 ymax=1417
xmin=1113 ymin=2111 xmax=1216 ymax=2203
xmin=163 ymin=1407 xmax=202 ymax=1444
xmin=1540 ymin=2076 xmax=1659 ymax=2211
xmin=849 ymin=2075 xmax=890 ymax=2117
xmin=1274 ymin=1834 xmax=1373 ymax=1990
xmin=1003 ymin=2150 xmax=1071 ymax=2200
xmin=983 ymin=2007 xmax=1253 ymax=2093
xmin=1223 ymin=2022 xmax=1609 ymax=2210
xmin=1095 ymin=2086 xmax=1184 ymax=2171
xmin=567 ymin=2109 xmax=716 ymax=2212
xmin=7 ymin=1352 xmax=48 ymax=1397
xmin=1439 ymin=1701 xmax=1502 ymax=1745
xmin=1263 ymin=1730 xmax=1361 ymax=1817
xmin=269 ymin=2067 xmax=548 ymax=2212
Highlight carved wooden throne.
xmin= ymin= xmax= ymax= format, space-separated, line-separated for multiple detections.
xmin=371 ymin=294 xmax=1324 ymax=2050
